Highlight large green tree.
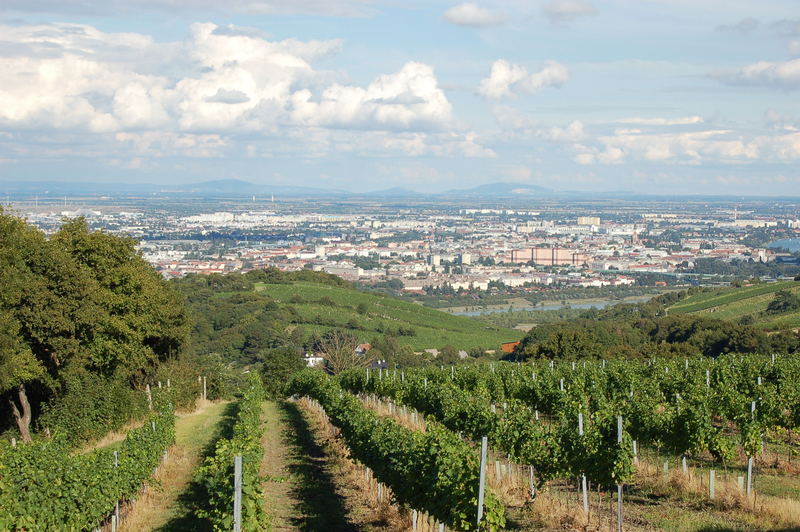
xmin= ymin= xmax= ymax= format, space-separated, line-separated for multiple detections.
xmin=0 ymin=212 xmax=188 ymax=441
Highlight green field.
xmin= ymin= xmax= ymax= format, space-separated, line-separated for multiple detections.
xmin=256 ymin=281 xmax=520 ymax=351
xmin=668 ymin=280 xmax=800 ymax=330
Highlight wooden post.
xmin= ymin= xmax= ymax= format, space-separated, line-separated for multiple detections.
xmin=203 ymin=377 xmax=207 ymax=401
xmin=233 ymin=455 xmax=242 ymax=532
xmin=477 ymin=436 xmax=488 ymax=526
xmin=746 ymin=456 xmax=753 ymax=496
xmin=146 ymin=384 xmax=153 ymax=411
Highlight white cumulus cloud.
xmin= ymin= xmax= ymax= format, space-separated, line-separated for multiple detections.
xmin=0 ymin=21 xmax=497 ymax=161
xmin=443 ymin=3 xmax=506 ymax=28
xmin=543 ymin=120 xmax=586 ymax=142
xmin=717 ymin=58 xmax=800 ymax=89
xmin=0 ymin=22 xmax=454 ymax=135
xmin=478 ymin=59 xmax=568 ymax=99
xmin=289 ymin=62 xmax=452 ymax=130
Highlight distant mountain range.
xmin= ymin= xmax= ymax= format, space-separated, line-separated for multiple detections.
xmin=0 ymin=179 xmax=555 ymax=198
xmin=3 ymin=179 xmax=795 ymax=201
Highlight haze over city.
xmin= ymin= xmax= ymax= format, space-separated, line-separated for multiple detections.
xmin=1 ymin=0 xmax=799 ymax=195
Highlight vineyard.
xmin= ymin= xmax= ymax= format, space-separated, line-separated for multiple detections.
xmin=2 ymin=354 xmax=800 ymax=531
xmin=0 ymin=387 xmax=177 ymax=530
xmin=667 ymin=280 xmax=800 ymax=331
xmin=320 ymin=353 xmax=800 ymax=530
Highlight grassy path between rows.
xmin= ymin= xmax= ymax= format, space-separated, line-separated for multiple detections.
xmin=119 ymin=400 xmax=233 ymax=532
xmin=261 ymin=399 xmax=403 ymax=531
xmin=260 ymin=400 xmax=358 ymax=531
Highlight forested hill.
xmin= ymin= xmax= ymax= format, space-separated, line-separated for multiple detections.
xmin=0 ymin=210 xmax=189 ymax=444
xmin=172 ymin=268 xmax=520 ymax=368
xmin=514 ymin=282 xmax=800 ymax=361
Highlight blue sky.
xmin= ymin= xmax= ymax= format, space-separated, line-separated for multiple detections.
xmin=1 ymin=0 xmax=799 ymax=194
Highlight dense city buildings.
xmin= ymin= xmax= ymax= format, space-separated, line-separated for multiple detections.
xmin=7 ymin=194 xmax=798 ymax=300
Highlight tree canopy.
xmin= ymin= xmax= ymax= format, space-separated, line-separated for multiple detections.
xmin=0 ymin=211 xmax=188 ymax=441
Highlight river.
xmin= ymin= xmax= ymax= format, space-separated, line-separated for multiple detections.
xmin=768 ymin=238 xmax=800 ymax=253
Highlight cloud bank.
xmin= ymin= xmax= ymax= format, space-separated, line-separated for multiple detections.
xmin=0 ymin=22 xmax=499 ymax=161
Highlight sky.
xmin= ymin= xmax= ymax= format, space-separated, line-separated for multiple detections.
xmin=1 ymin=0 xmax=799 ymax=195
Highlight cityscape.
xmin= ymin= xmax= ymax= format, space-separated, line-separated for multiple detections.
xmin=8 ymin=183 xmax=799 ymax=296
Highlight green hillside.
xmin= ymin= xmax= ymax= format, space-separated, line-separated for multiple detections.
xmin=668 ymin=280 xmax=800 ymax=330
xmin=256 ymin=281 xmax=520 ymax=351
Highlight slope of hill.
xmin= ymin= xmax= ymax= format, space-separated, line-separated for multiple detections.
xmin=256 ymin=280 xmax=520 ymax=351
xmin=668 ymin=280 xmax=800 ymax=330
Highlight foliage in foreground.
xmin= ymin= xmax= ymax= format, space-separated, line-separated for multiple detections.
xmin=0 ymin=397 xmax=175 ymax=530
xmin=340 ymin=368 xmax=634 ymax=490
xmin=194 ymin=372 xmax=267 ymax=531
xmin=289 ymin=369 xmax=506 ymax=531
